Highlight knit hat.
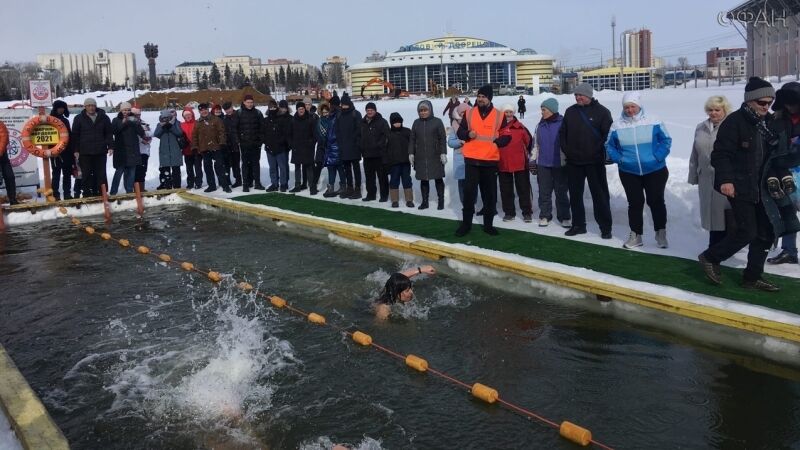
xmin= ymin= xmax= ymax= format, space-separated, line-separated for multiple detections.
xmin=500 ymin=103 xmax=516 ymax=114
xmin=417 ymin=100 xmax=433 ymax=112
xmin=119 ymin=101 xmax=132 ymax=110
xmin=243 ymin=94 xmax=254 ymax=101
xmin=278 ymin=99 xmax=289 ymax=109
xmin=477 ymin=84 xmax=493 ymax=101
xmin=222 ymin=101 xmax=232 ymax=110
xmin=744 ymin=77 xmax=775 ymax=102
xmin=540 ymin=98 xmax=559 ymax=114
xmin=390 ymin=112 xmax=403 ymax=124
xmin=329 ymin=95 xmax=341 ymax=107
xmin=84 ymin=97 xmax=97 ymax=106
xmin=574 ymin=82 xmax=593 ymax=98
xmin=197 ymin=102 xmax=209 ymax=110
xmin=622 ymin=91 xmax=641 ymax=107
xmin=365 ymin=102 xmax=377 ymax=111
xmin=295 ymin=101 xmax=306 ymax=110
xmin=341 ymin=93 xmax=353 ymax=108
xmin=303 ymin=97 xmax=312 ymax=104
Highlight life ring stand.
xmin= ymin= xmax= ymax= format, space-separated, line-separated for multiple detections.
xmin=20 ymin=114 xmax=69 ymax=158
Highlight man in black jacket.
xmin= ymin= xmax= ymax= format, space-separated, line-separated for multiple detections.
xmin=72 ymin=97 xmax=113 ymax=197
xmin=558 ymin=83 xmax=613 ymax=238
xmin=337 ymin=94 xmax=363 ymax=199
xmin=49 ymin=100 xmax=74 ymax=199
xmin=263 ymin=100 xmax=292 ymax=192
xmin=222 ymin=102 xmax=242 ymax=187
xmin=699 ymin=77 xmax=781 ymax=291
xmin=360 ymin=102 xmax=390 ymax=202
xmin=237 ymin=95 xmax=264 ymax=192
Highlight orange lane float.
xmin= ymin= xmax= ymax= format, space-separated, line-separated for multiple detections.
xmin=20 ymin=114 xmax=69 ymax=158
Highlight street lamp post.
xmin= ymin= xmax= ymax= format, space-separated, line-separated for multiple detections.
xmin=590 ymin=48 xmax=603 ymax=68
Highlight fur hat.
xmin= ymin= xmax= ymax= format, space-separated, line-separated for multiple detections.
xmin=500 ymin=103 xmax=516 ymax=114
xmin=744 ymin=77 xmax=775 ymax=102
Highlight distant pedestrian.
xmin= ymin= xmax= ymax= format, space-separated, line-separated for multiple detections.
xmin=517 ymin=95 xmax=526 ymax=119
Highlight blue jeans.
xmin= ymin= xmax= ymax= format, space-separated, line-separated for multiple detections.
xmin=327 ymin=164 xmax=345 ymax=185
xmin=782 ymin=233 xmax=797 ymax=257
xmin=267 ymin=151 xmax=289 ymax=188
xmin=110 ymin=166 xmax=136 ymax=195
xmin=388 ymin=163 xmax=412 ymax=189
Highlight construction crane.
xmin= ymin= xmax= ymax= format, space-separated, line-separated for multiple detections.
xmin=360 ymin=78 xmax=409 ymax=99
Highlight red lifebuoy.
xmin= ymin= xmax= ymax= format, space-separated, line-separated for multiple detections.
xmin=20 ymin=114 xmax=69 ymax=158
xmin=0 ymin=121 xmax=8 ymax=157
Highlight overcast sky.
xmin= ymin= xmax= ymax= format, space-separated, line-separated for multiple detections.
xmin=1 ymin=0 xmax=744 ymax=71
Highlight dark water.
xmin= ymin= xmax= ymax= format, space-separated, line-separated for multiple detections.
xmin=1 ymin=205 xmax=799 ymax=450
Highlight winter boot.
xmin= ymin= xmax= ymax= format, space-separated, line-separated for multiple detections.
xmin=767 ymin=177 xmax=785 ymax=199
xmin=323 ymin=184 xmax=337 ymax=198
xmin=436 ymin=184 xmax=444 ymax=210
xmin=349 ymin=185 xmax=362 ymax=199
xmin=390 ymin=189 xmax=400 ymax=208
xmin=289 ymin=183 xmax=303 ymax=193
xmin=483 ymin=214 xmax=499 ymax=236
xmin=781 ymin=175 xmax=797 ymax=195
xmin=455 ymin=210 xmax=472 ymax=237
xmin=418 ymin=183 xmax=430 ymax=210
xmin=404 ymin=188 xmax=415 ymax=208
xmin=309 ymin=183 xmax=318 ymax=195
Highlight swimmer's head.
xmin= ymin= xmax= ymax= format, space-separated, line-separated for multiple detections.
xmin=380 ymin=273 xmax=413 ymax=304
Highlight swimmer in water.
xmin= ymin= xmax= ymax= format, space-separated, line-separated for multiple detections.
xmin=374 ymin=264 xmax=436 ymax=320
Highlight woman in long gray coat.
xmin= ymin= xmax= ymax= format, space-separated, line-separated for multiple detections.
xmin=688 ymin=96 xmax=732 ymax=246
xmin=409 ymin=100 xmax=447 ymax=210
xmin=154 ymin=109 xmax=184 ymax=189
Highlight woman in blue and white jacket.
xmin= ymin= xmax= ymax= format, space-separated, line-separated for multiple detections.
xmin=606 ymin=92 xmax=672 ymax=249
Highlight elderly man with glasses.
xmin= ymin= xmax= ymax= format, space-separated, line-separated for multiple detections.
xmin=699 ymin=77 xmax=783 ymax=291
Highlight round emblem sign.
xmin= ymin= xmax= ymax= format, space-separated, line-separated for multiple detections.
xmin=7 ymin=129 xmax=29 ymax=167
xmin=31 ymin=83 xmax=50 ymax=101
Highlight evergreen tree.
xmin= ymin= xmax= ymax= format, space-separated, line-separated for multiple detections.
xmin=199 ymin=72 xmax=209 ymax=90
xmin=210 ymin=63 xmax=221 ymax=87
xmin=278 ymin=66 xmax=286 ymax=87
xmin=167 ymin=73 xmax=176 ymax=89
xmin=0 ymin=77 xmax=11 ymax=101
xmin=224 ymin=64 xmax=232 ymax=89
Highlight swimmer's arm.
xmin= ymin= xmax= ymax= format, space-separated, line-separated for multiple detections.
xmin=375 ymin=303 xmax=391 ymax=320
xmin=400 ymin=264 xmax=436 ymax=278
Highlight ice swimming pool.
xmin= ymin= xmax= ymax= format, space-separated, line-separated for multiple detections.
xmin=1 ymin=204 xmax=799 ymax=449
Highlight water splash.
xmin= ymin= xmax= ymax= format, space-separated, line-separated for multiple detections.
xmin=300 ymin=435 xmax=384 ymax=450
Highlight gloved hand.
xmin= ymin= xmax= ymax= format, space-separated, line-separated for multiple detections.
xmin=162 ymin=122 xmax=172 ymax=130
xmin=440 ymin=154 xmax=447 ymax=164
xmin=408 ymin=154 xmax=415 ymax=167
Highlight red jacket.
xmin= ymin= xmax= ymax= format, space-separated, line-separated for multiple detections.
xmin=498 ymin=118 xmax=532 ymax=172
xmin=180 ymin=108 xmax=196 ymax=156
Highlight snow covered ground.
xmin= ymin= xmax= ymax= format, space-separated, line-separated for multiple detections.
xmin=2 ymin=81 xmax=799 ymax=279
xmin=0 ymin=410 xmax=22 ymax=450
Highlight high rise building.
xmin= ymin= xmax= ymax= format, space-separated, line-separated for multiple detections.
xmin=37 ymin=50 xmax=136 ymax=87
xmin=621 ymin=28 xmax=653 ymax=68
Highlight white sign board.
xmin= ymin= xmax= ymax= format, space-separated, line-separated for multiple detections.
xmin=0 ymin=109 xmax=40 ymax=191
xmin=29 ymin=80 xmax=53 ymax=107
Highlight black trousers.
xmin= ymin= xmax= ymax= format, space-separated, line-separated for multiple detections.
xmin=159 ymin=166 xmax=181 ymax=189
xmin=1 ymin=151 xmax=16 ymax=203
xmin=79 ymin=153 xmax=107 ymax=196
xmin=499 ymin=170 xmax=532 ymax=216
xmin=240 ymin=145 xmax=262 ymax=188
xmin=363 ymin=157 xmax=389 ymax=199
xmin=618 ymin=167 xmax=668 ymax=235
xmin=184 ymin=154 xmax=203 ymax=188
xmin=566 ymin=162 xmax=612 ymax=232
xmin=312 ymin=162 xmax=324 ymax=188
xmin=50 ymin=154 xmax=73 ymax=197
xmin=463 ymin=162 xmax=498 ymax=225
xmin=343 ymin=160 xmax=362 ymax=187
xmin=293 ymin=163 xmax=314 ymax=187
xmin=227 ymin=145 xmax=242 ymax=183
xmin=704 ymin=198 xmax=774 ymax=282
xmin=203 ymin=150 xmax=229 ymax=189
